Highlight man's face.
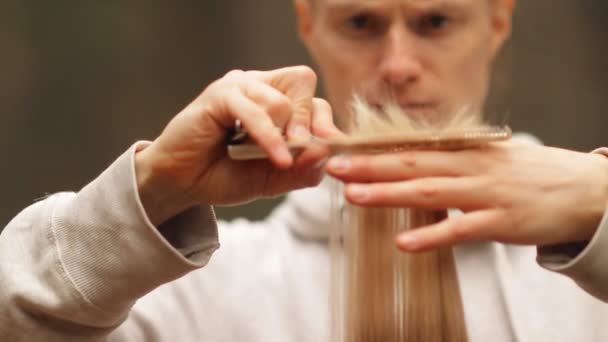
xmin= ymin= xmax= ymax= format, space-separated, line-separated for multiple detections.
xmin=296 ymin=0 xmax=514 ymax=126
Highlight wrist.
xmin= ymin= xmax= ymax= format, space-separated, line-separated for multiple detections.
xmin=134 ymin=144 xmax=197 ymax=226
xmin=581 ymin=153 xmax=608 ymax=241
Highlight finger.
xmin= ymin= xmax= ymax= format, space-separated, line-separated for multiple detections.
xmin=311 ymin=98 xmax=346 ymax=140
xmin=259 ymin=66 xmax=317 ymax=140
xmin=396 ymin=209 xmax=503 ymax=252
xmin=343 ymin=177 xmax=492 ymax=211
xmin=226 ymin=92 xmax=292 ymax=168
xmin=289 ymin=98 xmax=342 ymax=169
xmin=242 ymin=79 xmax=293 ymax=132
xmin=293 ymin=143 xmax=330 ymax=169
xmin=326 ymin=150 xmax=478 ymax=182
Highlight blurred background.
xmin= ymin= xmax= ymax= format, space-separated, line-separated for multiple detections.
xmin=1 ymin=1 xmax=607 ymax=227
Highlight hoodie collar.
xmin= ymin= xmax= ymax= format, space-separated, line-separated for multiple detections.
xmin=271 ymin=176 xmax=336 ymax=241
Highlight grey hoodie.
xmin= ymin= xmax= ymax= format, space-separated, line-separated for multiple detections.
xmin=1 ymin=141 xmax=608 ymax=341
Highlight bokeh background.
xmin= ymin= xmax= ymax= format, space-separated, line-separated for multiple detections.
xmin=1 ymin=1 xmax=607 ymax=226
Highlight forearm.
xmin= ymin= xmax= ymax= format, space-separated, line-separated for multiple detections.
xmin=0 ymin=143 xmax=219 ymax=341
xmin=538 ymin=147 xmax=608 ymax=301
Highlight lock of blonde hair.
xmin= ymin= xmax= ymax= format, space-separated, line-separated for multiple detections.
xmin=329 ymin=98 xmax=476 ymax=342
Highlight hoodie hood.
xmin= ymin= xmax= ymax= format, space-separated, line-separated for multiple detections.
xmin=271 ymin=176 xmax=338 ymax=241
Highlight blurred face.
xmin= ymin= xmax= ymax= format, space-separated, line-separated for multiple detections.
xmin=295 ymin=0 xmax=514 ymax=125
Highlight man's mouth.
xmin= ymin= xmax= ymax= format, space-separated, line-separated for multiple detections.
xmin=368 ymin=100 xmax=436 ymax=113
xmin=397 ymin=102 xmax=435 ymax=112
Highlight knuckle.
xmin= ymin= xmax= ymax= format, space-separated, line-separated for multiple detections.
xmin=313 ymin=98 xmax=332 ymax=113
xmin=244 ymin=70 xmax=263 ymax=78
xmin=415 ymin=180 xmax=439 ymax=198
xmin=484 ymin=211 xmax=507 ymax=241
xmin=292 ymin=65 xmax=317 ymax=85
xmin=250 ymin=118 xmax=278 ymax=136
xmin=504 ymin=209 xmax=522 ymax=232
xmin=265 ymin=126 xmax=284 ymax=141
xmin=267 ymin=93 xmax=292 ymax=114
xmin=449 ymin=220 xmax=471 ymax=241
xmin=224 ymin=69 xmax=245 ymax=79
xmin=480 ymin=144 xmax=510 ymax=170
xmin=398 ymin=153 xmax=417 ymax=169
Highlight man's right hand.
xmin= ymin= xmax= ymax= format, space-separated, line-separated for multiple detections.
xmin=134 ymin=66 xmax=342 ymax=225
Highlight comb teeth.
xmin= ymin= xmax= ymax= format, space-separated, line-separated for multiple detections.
xmin=227 ymin=97 xmax=512 ymax=160
xmin=338 ymin=125 xmax=511 ymax=142
xmin=227 ymin=126 xmax=512 ymax=160
xmin=330 ymin=126 xmax=511 ymax=154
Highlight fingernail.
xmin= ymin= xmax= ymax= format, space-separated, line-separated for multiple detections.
xmin=398 ymin=234 xmax=419 ymax=251
xmin=328 ymin=156 xmax=351 ymax=174
xmin=291 ymin=125 xmax=310 ymax=139
xmin=313 ymin=157 xmax=329 ymax=169
xmin=347 ymin=184 xmax=368 ymax=202
xmin=273 ymin=145 xmax=292 ymax=167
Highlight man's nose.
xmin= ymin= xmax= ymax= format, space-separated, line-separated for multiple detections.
xmin=379 ymin=26 xmax=422 ymax=88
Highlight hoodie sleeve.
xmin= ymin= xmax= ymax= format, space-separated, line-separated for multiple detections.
xmin=537 ymin=147 xmax=608 ymax=302
xmin=0 ymin=142 xmax=219 ymax=341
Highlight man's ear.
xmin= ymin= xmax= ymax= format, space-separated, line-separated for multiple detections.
xmin=490 ymin=0 xmax=516 ymax=59
xmin=294 ymin=0 xmax=314 ymax=47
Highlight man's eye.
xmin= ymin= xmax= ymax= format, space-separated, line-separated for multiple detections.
xmin=348 ymin=14 xmax=372 ymax=30
xmin=413 ymin=14 xmax=451 ymax=35
xmin=344 ymin=13 xmax=382 ymax=36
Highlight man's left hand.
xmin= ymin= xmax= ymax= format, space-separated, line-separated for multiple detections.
xmin=326 ymin=140 xmax=608 ymax=252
